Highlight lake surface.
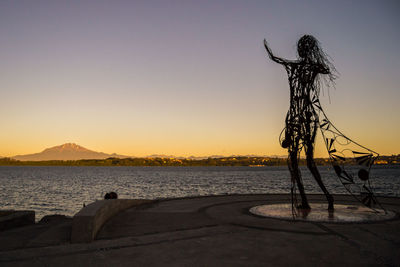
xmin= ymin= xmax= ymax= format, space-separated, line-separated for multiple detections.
xmin=0 ymin=165 xmax=399 ymax=220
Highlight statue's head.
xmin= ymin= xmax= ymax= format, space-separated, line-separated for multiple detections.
xmin=297 ymin=35 xmax=319 ymax=60
xmin=296 ymin=34 xmax=337 ymax=92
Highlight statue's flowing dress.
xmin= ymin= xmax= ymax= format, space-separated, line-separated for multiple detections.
xmin=283 ymin=62 xmax=382 ymax=210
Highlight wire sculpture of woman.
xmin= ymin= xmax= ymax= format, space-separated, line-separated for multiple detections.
xmin=264 ymin=35 xmax=336 ymax=210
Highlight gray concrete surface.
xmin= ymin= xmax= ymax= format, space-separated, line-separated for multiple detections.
xmin=0 ymin=194 xmax=399 ymax=266
xmin=0 ymin=210 xmax=35 ymax=231
xmin=71 ymin=199 xmax=152 ymax=243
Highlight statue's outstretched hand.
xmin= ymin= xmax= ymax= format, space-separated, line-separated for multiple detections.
xmin=264 ymin=39 xmax=271 ymax=51
xmin=264 ymin=39 xmax=287 ymax=66
xmin=264 ymin=39 xmax=274 ymax=57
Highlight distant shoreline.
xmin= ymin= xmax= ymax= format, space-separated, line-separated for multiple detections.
xmin=0 ymin=155 xmax=399 ymax=167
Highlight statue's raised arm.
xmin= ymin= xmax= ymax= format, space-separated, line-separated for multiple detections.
xmin=264 ymin=39 xmax=289 ymax=66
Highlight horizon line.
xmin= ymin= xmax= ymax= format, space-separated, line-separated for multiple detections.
xmin=2 ymin=143 xmax=400 ymax=159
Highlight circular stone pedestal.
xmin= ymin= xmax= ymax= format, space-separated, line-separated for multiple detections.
xmin=249 ymin=203 xmax=396 ymax=223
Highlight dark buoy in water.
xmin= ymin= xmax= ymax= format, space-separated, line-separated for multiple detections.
xmin=104 ymin=192 xmax=118 ymax=199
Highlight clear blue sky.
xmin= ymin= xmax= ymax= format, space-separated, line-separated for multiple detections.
xmin=0 ymin=0 xmax=399 ymax=157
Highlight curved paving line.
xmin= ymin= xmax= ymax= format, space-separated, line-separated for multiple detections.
xmin=0 ymin=225 xmax=245 ymax=263
xmin=197 ymin=199 xmax=333 ymax=235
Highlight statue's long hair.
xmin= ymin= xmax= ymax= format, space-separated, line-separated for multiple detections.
xmin=297 ymin=35 xmax=338 ymax=97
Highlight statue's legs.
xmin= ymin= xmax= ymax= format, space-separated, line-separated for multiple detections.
xmin=288 ymin=140 xmax=310 ymax=209
xmin=304 ymin=122 xmax=334 ymax=210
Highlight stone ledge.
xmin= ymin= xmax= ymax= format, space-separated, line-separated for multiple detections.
xmin=71 ymin=199 xmax=152 ymax=243
xmin=0 ymin=210 xmax=35 ymax=231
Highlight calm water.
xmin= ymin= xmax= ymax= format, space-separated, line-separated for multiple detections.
xmin=0 ymin=165 xmax=399 ymax=220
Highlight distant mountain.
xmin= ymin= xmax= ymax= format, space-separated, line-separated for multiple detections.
xmin=146 ymin=154 xmax=176 ymax=159
xmin=12 ymin=143 xmax=130 ymax=161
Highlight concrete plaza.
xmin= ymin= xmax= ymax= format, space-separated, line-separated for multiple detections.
xmin=1 ymin=194 xmax=399 ymax=266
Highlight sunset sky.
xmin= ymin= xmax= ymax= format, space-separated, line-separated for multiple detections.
xmin=0 ymin=0 xmax=399 ymax=157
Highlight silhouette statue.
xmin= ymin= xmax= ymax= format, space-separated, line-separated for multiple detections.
xmin=264 ymin=35 xmax=382 ymax=213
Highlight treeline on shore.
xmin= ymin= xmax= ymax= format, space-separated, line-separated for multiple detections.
xmin=0 ymin=156 xmax=324 ymax=166
xmin=0 ymin=155 xmax=398 ymax=167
